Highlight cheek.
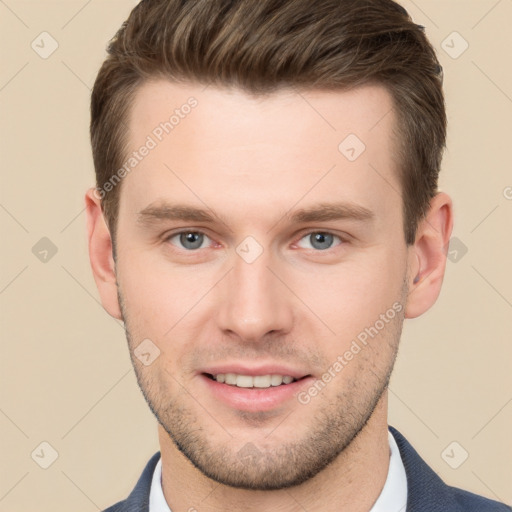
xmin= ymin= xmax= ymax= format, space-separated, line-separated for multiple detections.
xmin=117 ymin=256 xmax=177 ymax=335
xmin=117 ymin=250 xmax=223 ymax=356
xmin=116 ymin=226 xmax=406 ymax=347
xmin=296 ymin=254 xmax=403 ymax=326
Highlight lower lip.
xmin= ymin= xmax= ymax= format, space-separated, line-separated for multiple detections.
xmin=199 ymin=374 xmax=314 ymax=412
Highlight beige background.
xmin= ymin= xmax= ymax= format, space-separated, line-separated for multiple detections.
xmin=1 ymin=0 xmax=511 ymax=510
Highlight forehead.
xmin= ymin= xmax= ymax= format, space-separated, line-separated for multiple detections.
xmin=128 ymin=79 xmax=397 ymax=147
xmin=121 ymin=80 xmax=401 ymax=227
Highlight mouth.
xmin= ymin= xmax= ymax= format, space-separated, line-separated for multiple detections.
xmin=204 ymin=373 xmax=304 ymax=388
xmin=198 ymin=364 xmax=314 ymax=412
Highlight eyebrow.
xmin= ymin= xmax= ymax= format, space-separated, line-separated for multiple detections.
xmin=289 ymin=202 xmax=374 ymax=223
xmin=137 ymin=204 xmax=217 ymax=225
xmin=137 ymin=201 xmax=374 ymax=227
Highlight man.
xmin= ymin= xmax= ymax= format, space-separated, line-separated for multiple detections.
xmin=85 ymin=1 xmax=510 ymax=511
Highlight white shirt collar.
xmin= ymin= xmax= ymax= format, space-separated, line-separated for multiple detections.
xmin=149 ymin=455 xmax=171 ymax=512
xmin=370 ymin=431 xmax=408 ymax=512
xmin=149 ymin=431 xmax=407 ymax=512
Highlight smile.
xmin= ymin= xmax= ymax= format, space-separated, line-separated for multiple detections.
xmin=206 ymin=373 xmax=297 ymax=388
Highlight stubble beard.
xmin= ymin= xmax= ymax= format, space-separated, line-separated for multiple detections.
xmin=118 ymin=284 xmax=406 ymax=490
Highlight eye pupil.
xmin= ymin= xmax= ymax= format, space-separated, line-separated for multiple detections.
xmin=310 ymin=232 xmax=333 ymax=250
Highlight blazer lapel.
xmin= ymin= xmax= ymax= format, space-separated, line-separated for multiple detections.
xmin=389 ymin=426 xmax=460 ymax=512
xmin=113 ymin=452 xmax=161 ymax=512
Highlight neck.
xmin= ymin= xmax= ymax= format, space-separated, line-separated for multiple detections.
xmin=158 ymin=393 xmax=391 ymax=512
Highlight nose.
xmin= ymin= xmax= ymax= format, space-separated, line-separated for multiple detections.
xmin=215 ymin=248 xmax=294 ymax=343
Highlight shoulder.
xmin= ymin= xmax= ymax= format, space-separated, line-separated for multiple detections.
xmin=389 ymin=426 xmax=511 ymax=512
xmin=449 ymin=486 xmax=512 ymax=511
xmin=102 ymin=501 xmax=125 ymax=512
xmin=101 ymin=452 xmax=161 ymax=512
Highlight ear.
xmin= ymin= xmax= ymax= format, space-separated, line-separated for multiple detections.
xmin=405 ymin=192 xmax=454 ymax=319
xmin=85 ymin=188 xmax=123 ymax=320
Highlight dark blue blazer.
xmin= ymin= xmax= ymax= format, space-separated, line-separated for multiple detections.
xmin=103 ymin=426 xmax=511 ymax=511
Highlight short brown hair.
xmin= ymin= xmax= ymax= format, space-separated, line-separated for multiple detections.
xmin=91 ymin=0 xmax=445 ymax=245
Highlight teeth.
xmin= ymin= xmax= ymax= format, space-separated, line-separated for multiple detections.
xmin=236 ymin=375 xmax=253 ymax=388
xmin=212 ymin=374 xmax=296 ymax=388
xmin=254 ymin=375 xmax=271 ymax=388
xmin=225 ymin=373 xmax=237 ymax=385
xmin=270 ymin=375 xmax=283 ymax=386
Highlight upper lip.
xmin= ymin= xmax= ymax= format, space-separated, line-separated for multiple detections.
xmin=199 ymin=364 xmax=311 ymax=380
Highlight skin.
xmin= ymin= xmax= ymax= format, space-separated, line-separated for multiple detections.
xmin=86 ymin=80 xmax=453 ymax=511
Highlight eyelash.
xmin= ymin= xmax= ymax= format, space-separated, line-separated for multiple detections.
xmin=164 ymin=229 xmax=346 ymax=252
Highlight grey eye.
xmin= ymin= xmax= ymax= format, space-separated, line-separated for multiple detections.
xmin=169 ymin=232 xmax=208 ymax=250
xmin=297 ymin=232 xmax=341 ymax=251
xmin=310 ymin=233 xmax=334 ymax=250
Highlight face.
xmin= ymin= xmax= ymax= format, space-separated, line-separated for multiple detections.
xmin=114 ymin=81 xmax=410 ymax=490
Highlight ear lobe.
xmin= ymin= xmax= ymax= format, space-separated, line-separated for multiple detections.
xmin=85 ymin=188 xmax=123 ymax=320
xmin=405 ymin=192 xmax=454 ymax=319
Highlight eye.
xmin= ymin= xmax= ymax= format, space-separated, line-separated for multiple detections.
xmin=167 ymin=231 xmax=211 ymax=250
xmin=296 ymin=232 xmax=343 ymax=251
